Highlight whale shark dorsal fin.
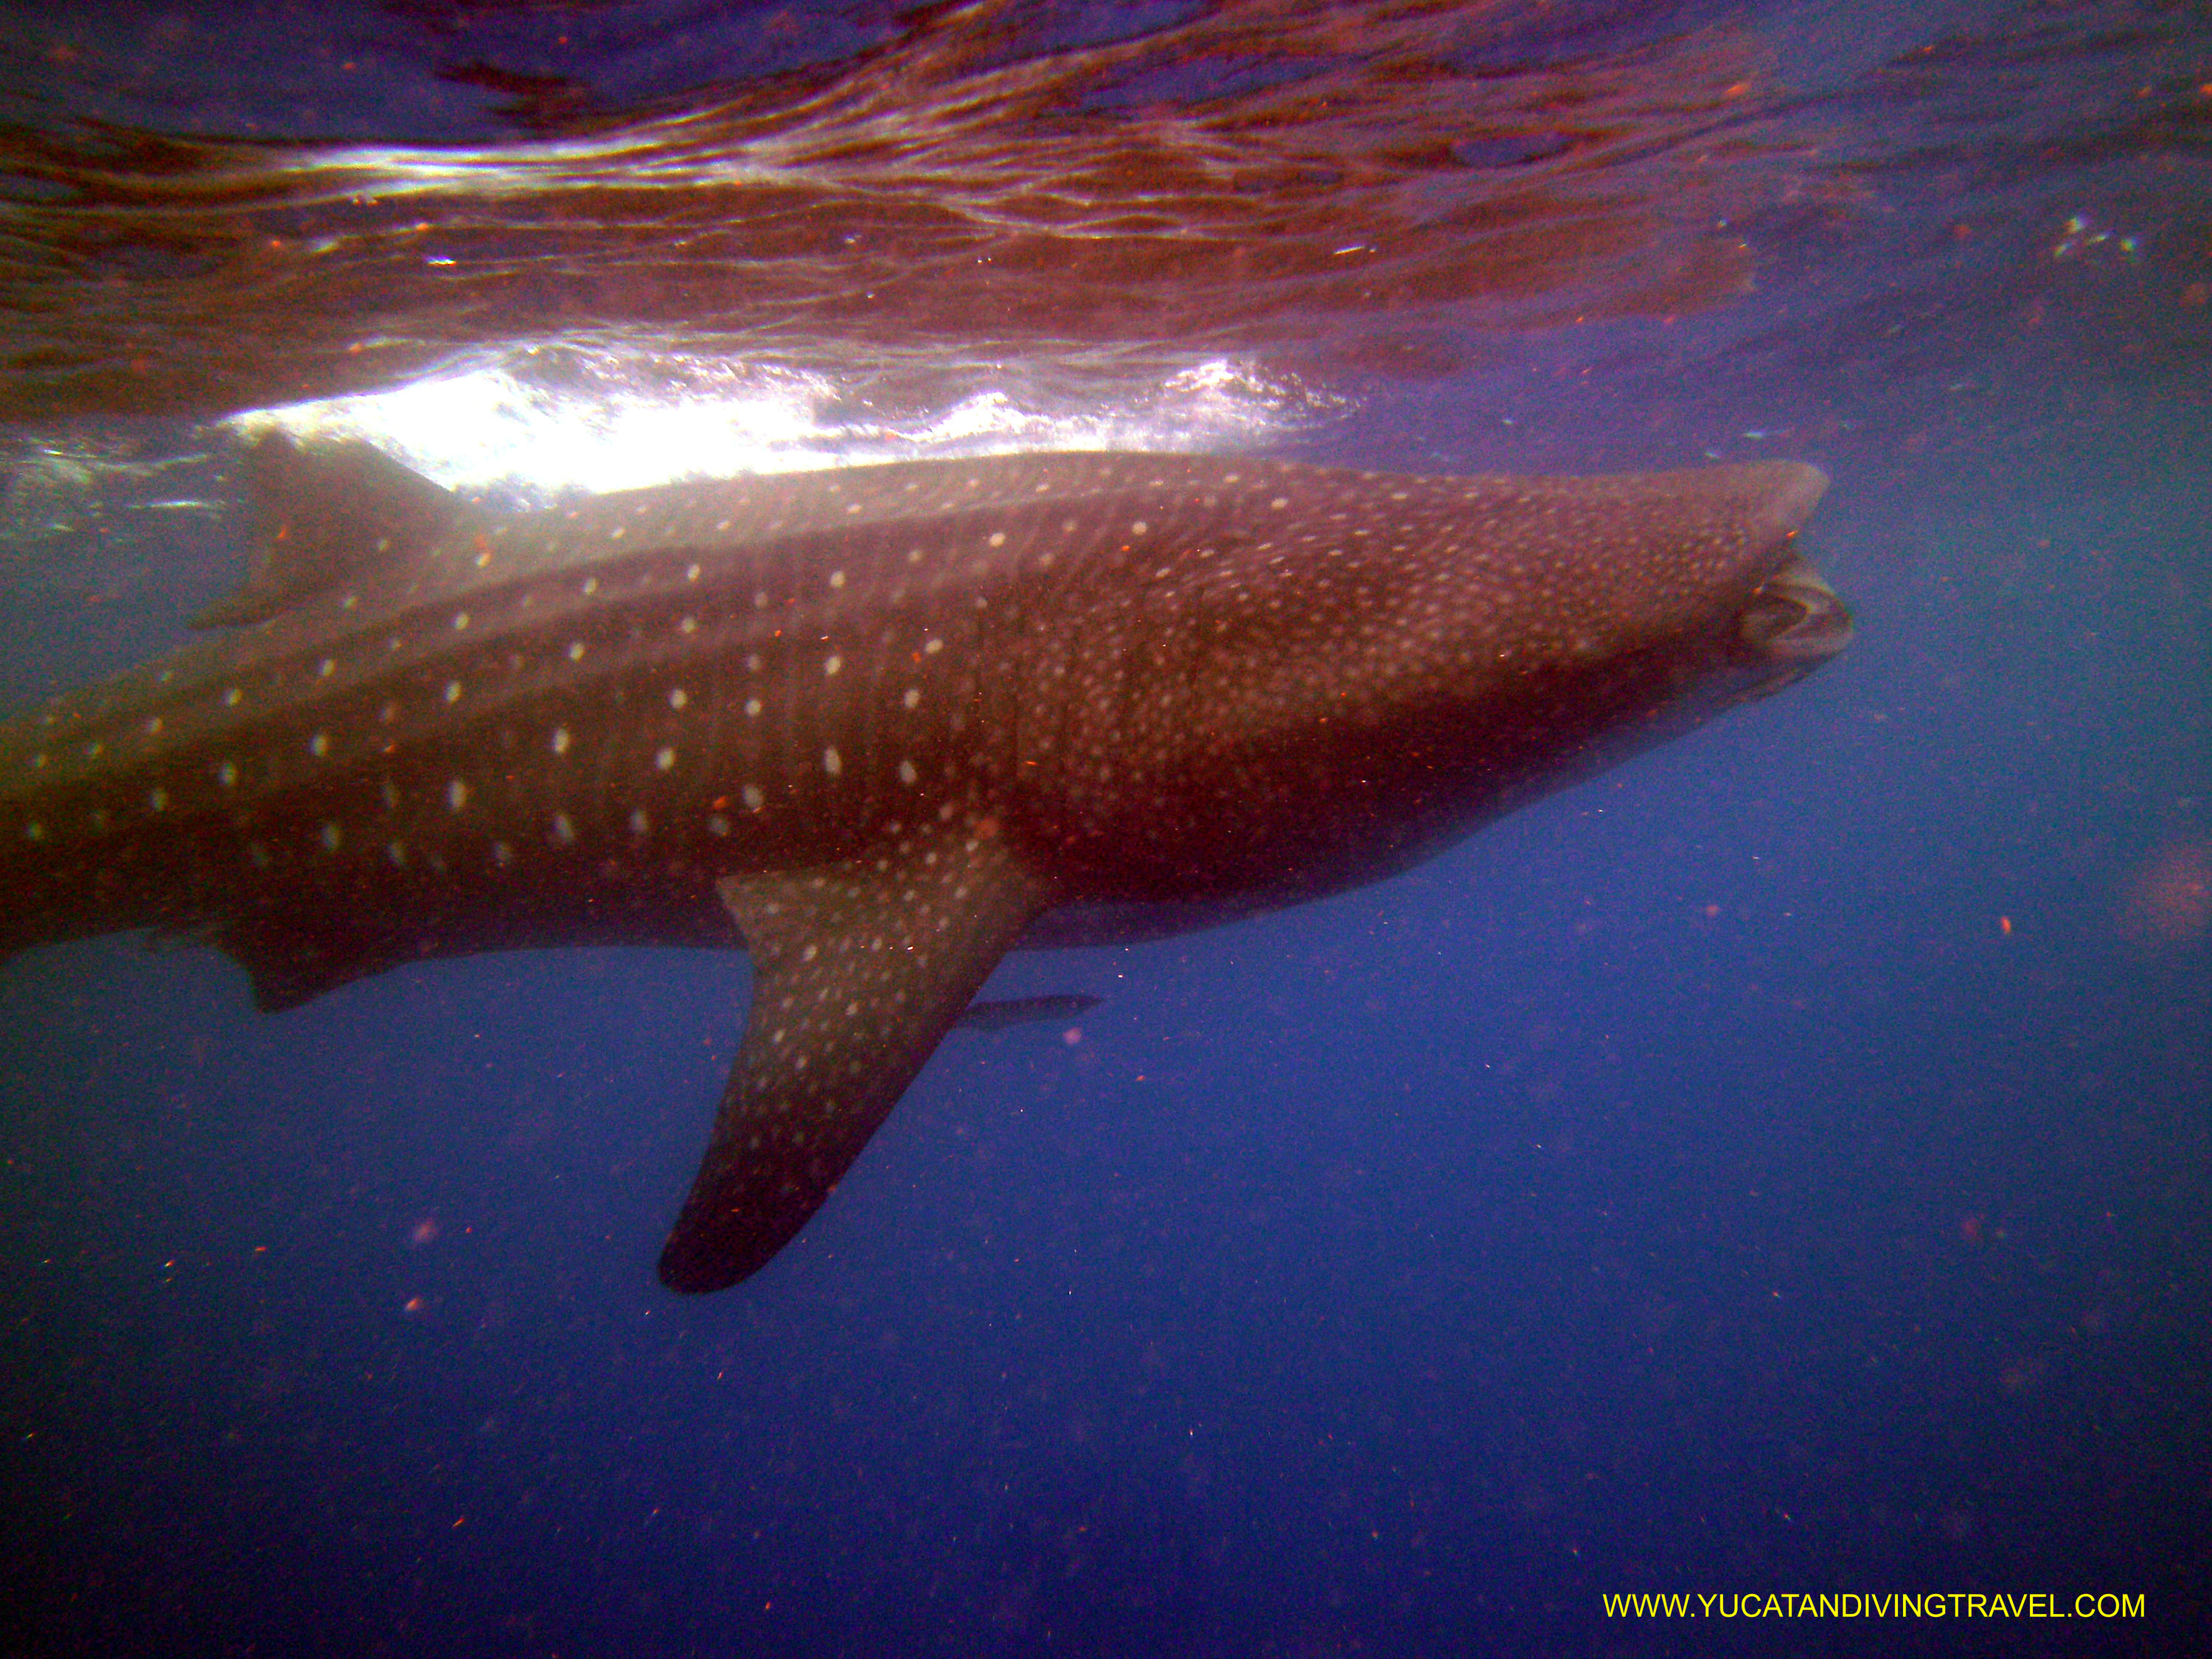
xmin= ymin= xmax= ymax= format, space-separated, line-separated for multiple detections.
xmin=659 ymin=818 xmax=1053 ymax=1293
xmin=194 ymin=433 xmax=459 ymax=628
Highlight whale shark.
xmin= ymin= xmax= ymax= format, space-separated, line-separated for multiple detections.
xmin=0 ymin=437 xmax=1848 ymax=1291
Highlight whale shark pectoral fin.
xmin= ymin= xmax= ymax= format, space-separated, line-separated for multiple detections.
xmin=658 ymin=821 xmax=1053 ymax=1293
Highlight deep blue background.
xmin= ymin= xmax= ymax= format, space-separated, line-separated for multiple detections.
xmin=3 ymin=3 xmax=2208 ymax=1655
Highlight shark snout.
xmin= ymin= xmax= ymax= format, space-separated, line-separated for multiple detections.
xmin=1741 ymin=554 xmax=1852 ymax=663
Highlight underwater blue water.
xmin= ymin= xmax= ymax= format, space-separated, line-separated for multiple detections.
xmin=2 ymin=3 xmax=2208 ymax=1655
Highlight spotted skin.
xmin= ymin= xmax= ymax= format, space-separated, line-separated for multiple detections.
xmin=0 ymin=445 xmax=1846 ymax=1291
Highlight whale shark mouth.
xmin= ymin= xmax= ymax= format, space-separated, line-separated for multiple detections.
xmin=1742 ymin=554 xmax=1853 ymax=663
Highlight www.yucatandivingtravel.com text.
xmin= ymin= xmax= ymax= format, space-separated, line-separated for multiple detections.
xmin=1603 ymin=1592 xmax=2144 ymax=1621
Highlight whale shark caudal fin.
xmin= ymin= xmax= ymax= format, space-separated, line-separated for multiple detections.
xmin=658 ymin=818 xmax=1054 ymax=1293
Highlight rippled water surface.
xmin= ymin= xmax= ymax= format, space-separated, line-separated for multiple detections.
xmin=1 ymin=3 xmax=2208 ymax=1655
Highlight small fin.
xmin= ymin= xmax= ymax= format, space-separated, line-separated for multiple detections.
xmin=195 ymin=433 xmax=458 ymax=627
xmin=951 ymin=992 xmax=1103 ymax=1033
xmin=214 ymin=913 xmax=413 ymax=1012
xmin=659 ymin=821 xmax=1053 ymax=1293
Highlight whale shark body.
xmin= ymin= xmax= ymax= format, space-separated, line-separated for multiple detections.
xmin=0 ymin=440 xmax=1848 ymax=1290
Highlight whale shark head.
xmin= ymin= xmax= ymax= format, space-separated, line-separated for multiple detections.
xmin=998 ymin=459 xmax=1842 ymax=916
